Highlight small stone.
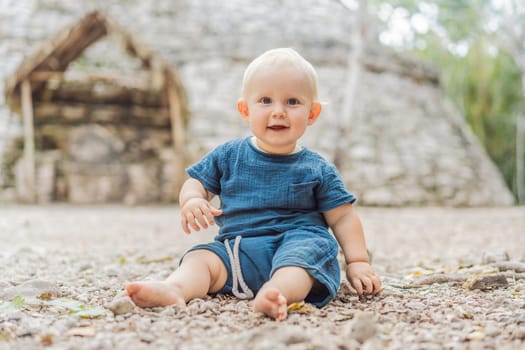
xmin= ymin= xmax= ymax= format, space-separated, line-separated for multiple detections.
xmin=0 ymin=279 xmax=59 ymax=300
xmin=481 ymin=251 xmax=510 ymax=264
xmin=0 ymin=280 xmax=12 ymax=290
xmin=78 ymin=264 xmax=93 ymax=272
xmin=66 ymin=326 xmax=96 ymax=337
xmin=187 ymin=299 xmax=214 ymax=314
xmin=104 ymin=267 xmax=119 ymax=277
xmin=463 ymin=274 xmax=508 ymax=291
xmin=492 ymin=261 xmax=525 ymax=273
xmin=405 ymin=300 xmax=426 ymax=310
xmin=282 ymin=330 xmax=309 ymax=346
xmin=484 ymin=326 xmax=502 ymax=337
xmin=347 ymin=312 xmax=377 ymax=344
xmin=107 ymin=296 xmax=136 ymax=315
xmin=139 ymin=332 xmax=155 ymax=344
xmin=511 ymin=327 xmax=525 ymax=340
xmin=7 ymin=311 xmax=24 ymax=321
xmin=454 ymin=306 xmax=474 ymax=319
xmin=361 ymin=338 xmax=383 ymax=350
xmin=465 ymin=331 xmax=485 ymax=341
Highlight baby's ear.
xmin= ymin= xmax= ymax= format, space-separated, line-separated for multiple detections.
xmin=308 ymin=103 xmax=322 ymax=125
xmin=237 ymin=100 xmax=250 ymax=121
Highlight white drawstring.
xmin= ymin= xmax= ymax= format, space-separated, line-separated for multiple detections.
xmin=224 ymin=236 xmax=254 ymax=299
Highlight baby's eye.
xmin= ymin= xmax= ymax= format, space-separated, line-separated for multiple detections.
xmin=288 ymin=98 xmax=300 ymax=105
xmin=260 ymin=97 xmax=272 ymax=104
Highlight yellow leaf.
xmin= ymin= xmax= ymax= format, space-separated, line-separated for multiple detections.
xmin=0 ymin=332 xmax=14 ymax=341
xmin=38 ymin=292 xmax=54 ymax=301
xmin=287 ymin=302 xmax=314 ymax=314
xmin=287 ymin=302 xmax=305 ymax=311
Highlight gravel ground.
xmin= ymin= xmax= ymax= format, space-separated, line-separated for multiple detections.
xmin=0 ymin=205 xmax=524 ymax=349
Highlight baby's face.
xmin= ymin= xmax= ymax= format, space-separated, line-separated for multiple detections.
xmin=240 ymin=64 xmax=319 ymax=155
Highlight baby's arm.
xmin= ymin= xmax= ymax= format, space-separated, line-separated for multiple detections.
xmin=179 ymin=178 xmax=222 ymax=234
xmin=323 ymin=204 xmax=381 ymax=295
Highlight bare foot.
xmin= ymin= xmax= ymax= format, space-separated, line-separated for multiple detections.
xmin=125 ymin=281 xmax=185 ymax=308
xmin=253 ymin=287 xmax=288 ymax=321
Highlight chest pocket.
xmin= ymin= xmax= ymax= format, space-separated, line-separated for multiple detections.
xmin=288 ymin=181 xmax=319 ymax=210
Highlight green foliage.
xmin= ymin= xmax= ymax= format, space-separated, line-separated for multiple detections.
xmin=0 ymin=296 xmax=108 ymax=319
xmin=0 ymin=295 xmax=24 ymax=315
xmin=372 ymin=0 xmax=525 ymax=202
xmin=458 ymin=46 xmax=523 ymax=197
xmin=45 ymin=298 xmax=108 ymax=319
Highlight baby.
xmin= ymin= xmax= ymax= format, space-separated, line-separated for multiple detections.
xmin=125 ymin=48 xmax=381 ymax=321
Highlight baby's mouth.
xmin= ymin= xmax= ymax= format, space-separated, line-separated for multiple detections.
xmin=267 ymin=125 xmax=288 ymax=130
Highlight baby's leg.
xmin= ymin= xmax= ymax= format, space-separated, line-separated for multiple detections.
xmin=125 ymin=249 xmax=227 ymax=308
xmin=253 ymin=266 xmax=314 ymax=321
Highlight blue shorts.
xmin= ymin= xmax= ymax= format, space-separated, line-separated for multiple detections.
xmin=182 ymin=229 xmax=341 ymax=307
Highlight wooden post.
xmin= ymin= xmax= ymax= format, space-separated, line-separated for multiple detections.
xmin=168 ymin=81 xmax=187 ymax=201
xmin=21 ymin=79 xmax=36 ymax=202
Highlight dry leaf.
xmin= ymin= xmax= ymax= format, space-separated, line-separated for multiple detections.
xmin=41 ymin=333 xmax=54 ymax=345
xmin=287 ymin=302 xmax=305 ymax=312
xmin=0 ymin=332 xmax=14 ymax=341
xmin=38 ymin=292 xmax=54 ymax=301
xmin=287 ymin=302 xmax=314 ymax=314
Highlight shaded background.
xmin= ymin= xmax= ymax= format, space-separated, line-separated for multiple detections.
xmin=0 ymin=0 xmax=523 ymax=206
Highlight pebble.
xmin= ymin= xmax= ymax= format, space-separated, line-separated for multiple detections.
xmin=346 ymin=312 xmax=377 ymax=344
xmin=465 ymin=331 xmax=485 ymax=341
xmin=78 ymin=264 xmax=93 ymax=272
xmin=405 ymin=301 xmax=426 ymax=310
xmin=492 ymin=261 xmax=525 ymax=273
xmin=481 ymin=251 xmax=510 ymax=264
xmin=511 ymin=327 xmax=525 ymax=340
xmin=187 ymin=299 xmax=214 ymax=314
xmin=484 ymin=326 xmax=502 ymax=337
xmin=6 ymin=311 xmax=24 ymax=321
xmin=0 ymin=279 xmax=59 ymax=299
xmin=0 ymin=206 xmax=523 ymax=349
xmin=0 ymin=280 xmax=13 ymax=290
xmin=103 ymin=267 xmax=119 ymax=277
xmin=107 ymin=296 xmax=136 ymax=315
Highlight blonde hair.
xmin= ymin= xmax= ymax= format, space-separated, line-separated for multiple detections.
xmin=241 ymin=48 xmax=319 ymax=102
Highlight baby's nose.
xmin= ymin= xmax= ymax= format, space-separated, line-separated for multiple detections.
xmin=272 ymin=103 xmax=286 ymax=117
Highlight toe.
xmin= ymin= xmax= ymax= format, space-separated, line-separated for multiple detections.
xmin=125 ymin=282 xmax=139 ymax=296
xmin=265 ymin=288 xmax=281 ymax=302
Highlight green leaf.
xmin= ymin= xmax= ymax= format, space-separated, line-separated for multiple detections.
xmin=46 ymin=298 xmax=108 ymax=319
xmin=11 ymin=295 xmax=24 ymax=308
xmin=69 ymin=306 xmax=108 ymax=319
xmin=47 ymin=298 xmax=85 ymax=311
xmin=0 ymin=295 xmax=25 ymax=315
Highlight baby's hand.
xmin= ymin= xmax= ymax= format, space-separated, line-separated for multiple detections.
xmin=346 ymin=262 xmax=382 ymax=296
xmin=181 ymin=198 xmax=222 ymax=234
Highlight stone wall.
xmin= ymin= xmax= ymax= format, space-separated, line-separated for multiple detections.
xmin=0 ymin=0 xmax=515 ymax=206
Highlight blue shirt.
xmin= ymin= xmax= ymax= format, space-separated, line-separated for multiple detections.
xmin=187 ymin=137 xmax=356 ymax=241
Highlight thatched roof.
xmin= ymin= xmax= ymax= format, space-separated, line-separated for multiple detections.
xmin=4 ymin=10 xmax=188 ymax=120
